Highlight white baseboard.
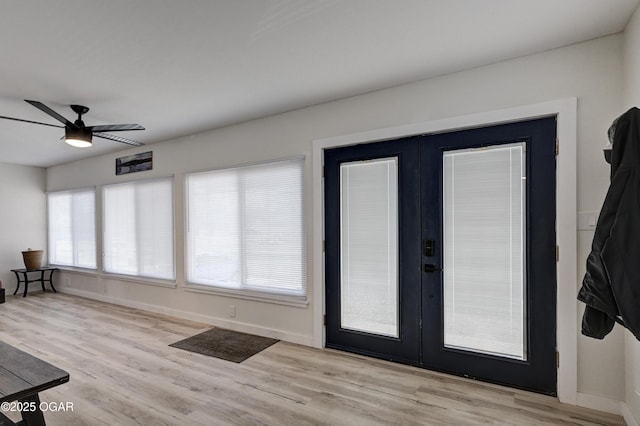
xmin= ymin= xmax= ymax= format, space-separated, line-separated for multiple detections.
xmin=576 ymin=392 xmax=621 ymax=415
xmin=59 ymin=287 xmax=314 ymax=347
xmin=622 ymin=402 xmax=640 ymax=426
xmin=575 ymin=392 xmax=640 ymax=426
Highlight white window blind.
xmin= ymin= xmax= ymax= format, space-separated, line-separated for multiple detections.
xmin=48 ymin=189 xmax=96 ymax=269
xmin=103 ymin=178 xmax=175 ymax=280
xmin=186 ymin=158 xmax=306 ymax=297
xmin=340 ymin=158 xmax=399 ymax=337
xmin=443 ymin=143 xmax=526 ymax=360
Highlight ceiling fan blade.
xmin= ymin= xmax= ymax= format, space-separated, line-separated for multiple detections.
xmin=87 ymin=124 xmax=145 ymax=132
xmin=25 ymin=100 xmax=75 ymax=127
xmin=0 ymin=115 xmax=65 ymax=128
xmin=94 ymin=132 xmax=144 ymax=147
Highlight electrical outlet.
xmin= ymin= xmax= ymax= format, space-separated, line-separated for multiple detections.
xmin=228 ymin=305 xmax=236 ymax=318
xmin=65 ymin=277 xmax=71 ymax=287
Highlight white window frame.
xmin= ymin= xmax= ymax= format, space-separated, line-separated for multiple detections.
xmin=184 ymin=157 xmax=307 ymax=303
xmin=102 ymin=176 xmax=176 ymax=282
xmin=47 ymin=187 xmax=97 ymax=270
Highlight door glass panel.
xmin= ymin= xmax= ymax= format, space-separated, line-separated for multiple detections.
xmin=442 ymin=143 xmax=526 ymax=360
xmin=340 ymin=158 xmax=399 ymax=337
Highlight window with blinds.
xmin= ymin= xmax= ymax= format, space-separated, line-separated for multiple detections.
xmin=339 ymin=157 xmax=399 ymax=337
xmin=186 ymin=158 xmax=306 ymax=298
xmin=442 ymin=143 xmax=526 ymax=360
xmin=48 ymin=189 xmax=96 ymax=269
xmin=103 ymin=178 xmax=175 ymax=280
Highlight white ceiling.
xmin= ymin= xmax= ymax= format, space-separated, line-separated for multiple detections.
xmin=0 ymin=0 xmax=637 ymax=168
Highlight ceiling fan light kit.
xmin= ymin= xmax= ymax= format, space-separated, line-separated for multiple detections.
xmin=65 ymin=127 xmax=93 ymax=148
xmin=0 ymin=100 xmax=145 ymax=148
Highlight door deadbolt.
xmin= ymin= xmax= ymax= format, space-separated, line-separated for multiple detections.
xmin=423 ymin=239 xmax=435 ymax=257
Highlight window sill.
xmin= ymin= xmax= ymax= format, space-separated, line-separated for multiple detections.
xmin=101 ymin=273 xmax=177 ymax=289
xmin=184 ymin=283 xmax=309 ymax=308
xmin=55 ymin=268 xmax=177 ymax=289
xmin=54 ymin=266 xmax=98 ymax=277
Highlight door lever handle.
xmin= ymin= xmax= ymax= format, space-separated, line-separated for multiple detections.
xmin=423 ymin=264 xmax=443 ymax=273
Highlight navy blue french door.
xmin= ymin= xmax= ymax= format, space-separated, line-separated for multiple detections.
xmin=324 ymin=117 xmax=557 ymax=394
xmin=324 ymin=137 xmax=422 ymax=364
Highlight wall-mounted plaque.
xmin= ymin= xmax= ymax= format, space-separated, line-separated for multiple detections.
xmin=116 ymin=151 xmax=152 ymax=175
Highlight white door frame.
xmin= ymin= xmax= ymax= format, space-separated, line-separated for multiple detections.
xmin=312 ymin=98 xmax=578 ymax=404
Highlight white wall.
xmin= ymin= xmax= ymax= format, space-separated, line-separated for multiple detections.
xmin=48 ymin=34 xmax=625 ymax=402
xmin=0 ymin=162 xmax=46 ymax=294
xmin=623 ymin=3 xmax=640 ymax=424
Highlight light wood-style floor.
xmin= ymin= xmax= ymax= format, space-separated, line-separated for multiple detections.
xmin=0 ymin=292 xmax=625 ymax=425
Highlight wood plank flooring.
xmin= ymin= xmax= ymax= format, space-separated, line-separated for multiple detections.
xmin=0 ymin=293 xmax=626 ymax=425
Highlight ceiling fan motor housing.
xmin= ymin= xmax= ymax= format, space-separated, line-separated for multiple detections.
xmin=65 ymin=125 xmax=93 ymax=143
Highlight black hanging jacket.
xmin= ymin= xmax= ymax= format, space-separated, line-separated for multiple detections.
xmin=578 ymin=107 xmax=640 ymax=341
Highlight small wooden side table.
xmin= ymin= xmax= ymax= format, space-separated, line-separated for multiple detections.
xmin=10 ymin=268 xmax=59 ymax=298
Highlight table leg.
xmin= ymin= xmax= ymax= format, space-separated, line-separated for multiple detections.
xmin=22 ymin=272 xmax=28 ymax=298
xmin=48 ymin=270 xmax=57 ymax=293
xmin=19 ymin=393 xmax=45 ymax=426
xmin=12 ymin=271 xmax=21 ymax=296
xmin=0 ymin=411 xmax=16 ymax=425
